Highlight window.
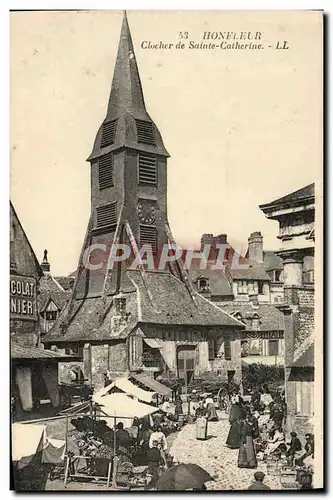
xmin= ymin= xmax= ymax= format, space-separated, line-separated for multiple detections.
xmin=96 ymin=202 xmax=117 ymax=228
xmin=98 ymin=153 xmax=114 ymax=190
xmin=100 ymin=119 xmax=117 ymax=148
xmin=241 ymin=340 xmax=249 ymax=358
xmin=303 ymin=270 xmax=315 ymax=284
xmin=135 ymin=120 xmax=155 ymax=145
xmin=252 ymin=317 xmax=260 ymax=329
xmin=224 ymin=339 xmax=231 ymax=360
xmin=138 ymin=153 xmax=157 ymax=186
xmin=45 ymin=311 xmax=58 ymax=321
xmin=198 ymin=278 xmax=210 ymax=293
xmin=268 ymin=340 xmax=279 ymax=356
xmin=237 ymin=280 xmax=247 ymax=295
xmin=139 ymin=225 xmax=157 ymax=252
xmin=208 ymin=339 xmax=216 ymax=360
xmin=295 ymin=381 xmax=314 ymax=416
xmin=258 ymin=282 xmax=264 ymax=294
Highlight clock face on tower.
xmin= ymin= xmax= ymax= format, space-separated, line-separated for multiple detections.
xmin=137 ymin=199 xmax=157 ymax=225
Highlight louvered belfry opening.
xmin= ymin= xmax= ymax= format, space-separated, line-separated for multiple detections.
xmin=139 ymin=225 xmax=157 ymax=253
xmin=98 ymin=153 xmax=114 ymax=190
xmin=100 ymin=119 xmax=117 ymax=148
xmin=135 ymin=119 xmax=155 ymax=145
xmin=138 ymin=153 xmax=157 ymax=186
xmin=96 ymin=202 xmax=117 ymax=228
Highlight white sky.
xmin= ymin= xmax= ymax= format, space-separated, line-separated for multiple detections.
xmin=10 ymin=10 xmax=322 ymax=276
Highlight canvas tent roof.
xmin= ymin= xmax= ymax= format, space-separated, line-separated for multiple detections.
xmin=93 ymin=377 xmax=156 ymax=404
xmin=130 ymin=373 xmax=172 ymax=397
xmin=12 ymin=423 xmax=46 ymax=462
xmin=95 ymin=393 xmax=158 ymax=428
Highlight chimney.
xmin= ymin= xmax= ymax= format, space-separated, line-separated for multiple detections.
xmin=216 ymin=234 xmax=227 ymax=245
xmin=248 ymin=231 xmax=263 ymax=263
xmin=200 ymin=234 xmax=214 ymax=251
xmin=41 ymin=249 xmax=50 ymax=273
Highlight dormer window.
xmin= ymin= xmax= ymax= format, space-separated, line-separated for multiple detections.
xmin=198 ymin=278 xmax=210 ymax=293
xmin=135 ymin=119 xmax=155 ymax=145
xmin=252 ymin=315 xmax=260 ymax=329
xmin=271 ymin=270 xmax=283 ymax=282
xmin=115 ymin=296 xmax=126 ymax=315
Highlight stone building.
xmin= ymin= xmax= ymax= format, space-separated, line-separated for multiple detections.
xmin=10 ymin=202 xmax=78 ymax=420
xmin=260 ymin=183 xmax=315 ymax=436
xmin=43 ymin=12 xmax=244 ymax=390
xmin=190 ymin=232 xmax=285 ymax=367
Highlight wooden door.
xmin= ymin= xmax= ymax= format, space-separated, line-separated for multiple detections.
xmin=177 ymin=346 xmax=196 ymax=384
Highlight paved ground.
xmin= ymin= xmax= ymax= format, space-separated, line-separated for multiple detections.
xmin=169 ymin=411 xmax=282 ymax=491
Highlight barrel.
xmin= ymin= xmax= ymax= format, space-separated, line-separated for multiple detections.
xmin=196 ymin=417 xmax=208 ymax=440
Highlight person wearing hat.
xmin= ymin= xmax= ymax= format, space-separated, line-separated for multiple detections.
xmin=248 ymin=471 xmax=271 ymax=490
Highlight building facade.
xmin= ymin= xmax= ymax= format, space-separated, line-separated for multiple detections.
xmin=260 ymin=183 xmax=315 ymax=437
xmin=43 ymin=12 xmax=245 ymax=390
xmin=10 ymin=203 xmax=78 ymax=420
xmin=190 ymin=231 xmax=285 ymax=368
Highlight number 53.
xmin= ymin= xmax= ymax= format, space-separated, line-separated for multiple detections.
xmin=179 ymin=31 xmax=188 ymax=39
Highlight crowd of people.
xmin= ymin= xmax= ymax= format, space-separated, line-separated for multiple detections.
xmin=224 ymin=386 xmax=315 ymax=488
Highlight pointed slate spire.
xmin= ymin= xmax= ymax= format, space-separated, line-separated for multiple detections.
xmin=107 ymin=10 xmax=146 ymax=116
xmin=87 ymin=11 xmax=169 ymax=161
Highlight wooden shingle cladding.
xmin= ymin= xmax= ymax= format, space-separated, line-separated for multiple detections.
xmin=96 ymin=202 xmax=117 ymax=228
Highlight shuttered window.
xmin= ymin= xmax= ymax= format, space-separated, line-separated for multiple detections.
xmin=224 ymin=339 xmax=231 ymax=360
xmin=135 ymin=119 xmax=155 ymax=145
xmin=96 ymin=202 xmax=117 ymax=228
xmin=138 ymin=153 xmax=157 ymax=186
xmin=208 ymin=339 xmax=216 ymax=360
xmin=98 ymin=153 xmax=114 ymax=190
xmin=139 ymin=225 xmax=157 ymax=252
xmin=100 ymin=119 xmax=117 ymax=148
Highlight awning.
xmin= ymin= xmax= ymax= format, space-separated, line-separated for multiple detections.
xmin=130 ymin=373 xmax=172 ymax=397
xmin=241 ymin=355 xmax=284 ymax=367
xmin=96 ymin=393 xmax=159 ymax=428
xmin=93 ymin=377 xmax=156 ymax=404
xmin=143 ymin=338 xmax=163 ymax=349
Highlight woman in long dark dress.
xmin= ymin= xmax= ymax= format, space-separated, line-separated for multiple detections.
xmin=238 ymin=414 xmax=259 ymax=469
xmin=226 ymin=398 xmax=245 ymax=449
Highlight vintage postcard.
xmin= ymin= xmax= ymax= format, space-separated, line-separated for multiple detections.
xmin=10 ymin=10 xmax=323 ymax=491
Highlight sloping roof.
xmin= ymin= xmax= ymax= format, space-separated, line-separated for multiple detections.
xmin=130 ymin=271 xmax=244 ymax=328
xmin=10 ymin=202 xmax=44 ymax=279
xmin=228 ymin=261 xmax=271 ymax=281
xmin=259 ymin=183 xmax=315 ymax=210
xmin=87 ymin=12 xmax=169 ymax=162
xmin=130 ymin=373 xmax=172 ymax=397
xmin=54 ymin=276 xmax=74 ymax=291
xmin=38 ymin=273 xmax=71 ymax=312
xmin=44 ymin=268 xmax=244 ymax=343
xmin=189 ymin=261 xmax=233 ymax=298
xmin=289 ymin=343 xmax=314 ymax=368
xmin=11 ymin=342 xmax=79 ymax=361
xmin=220 ymin=302 xmax=284 ymax=331
xmin=263 ymin=251 xmax=284 ymax=271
